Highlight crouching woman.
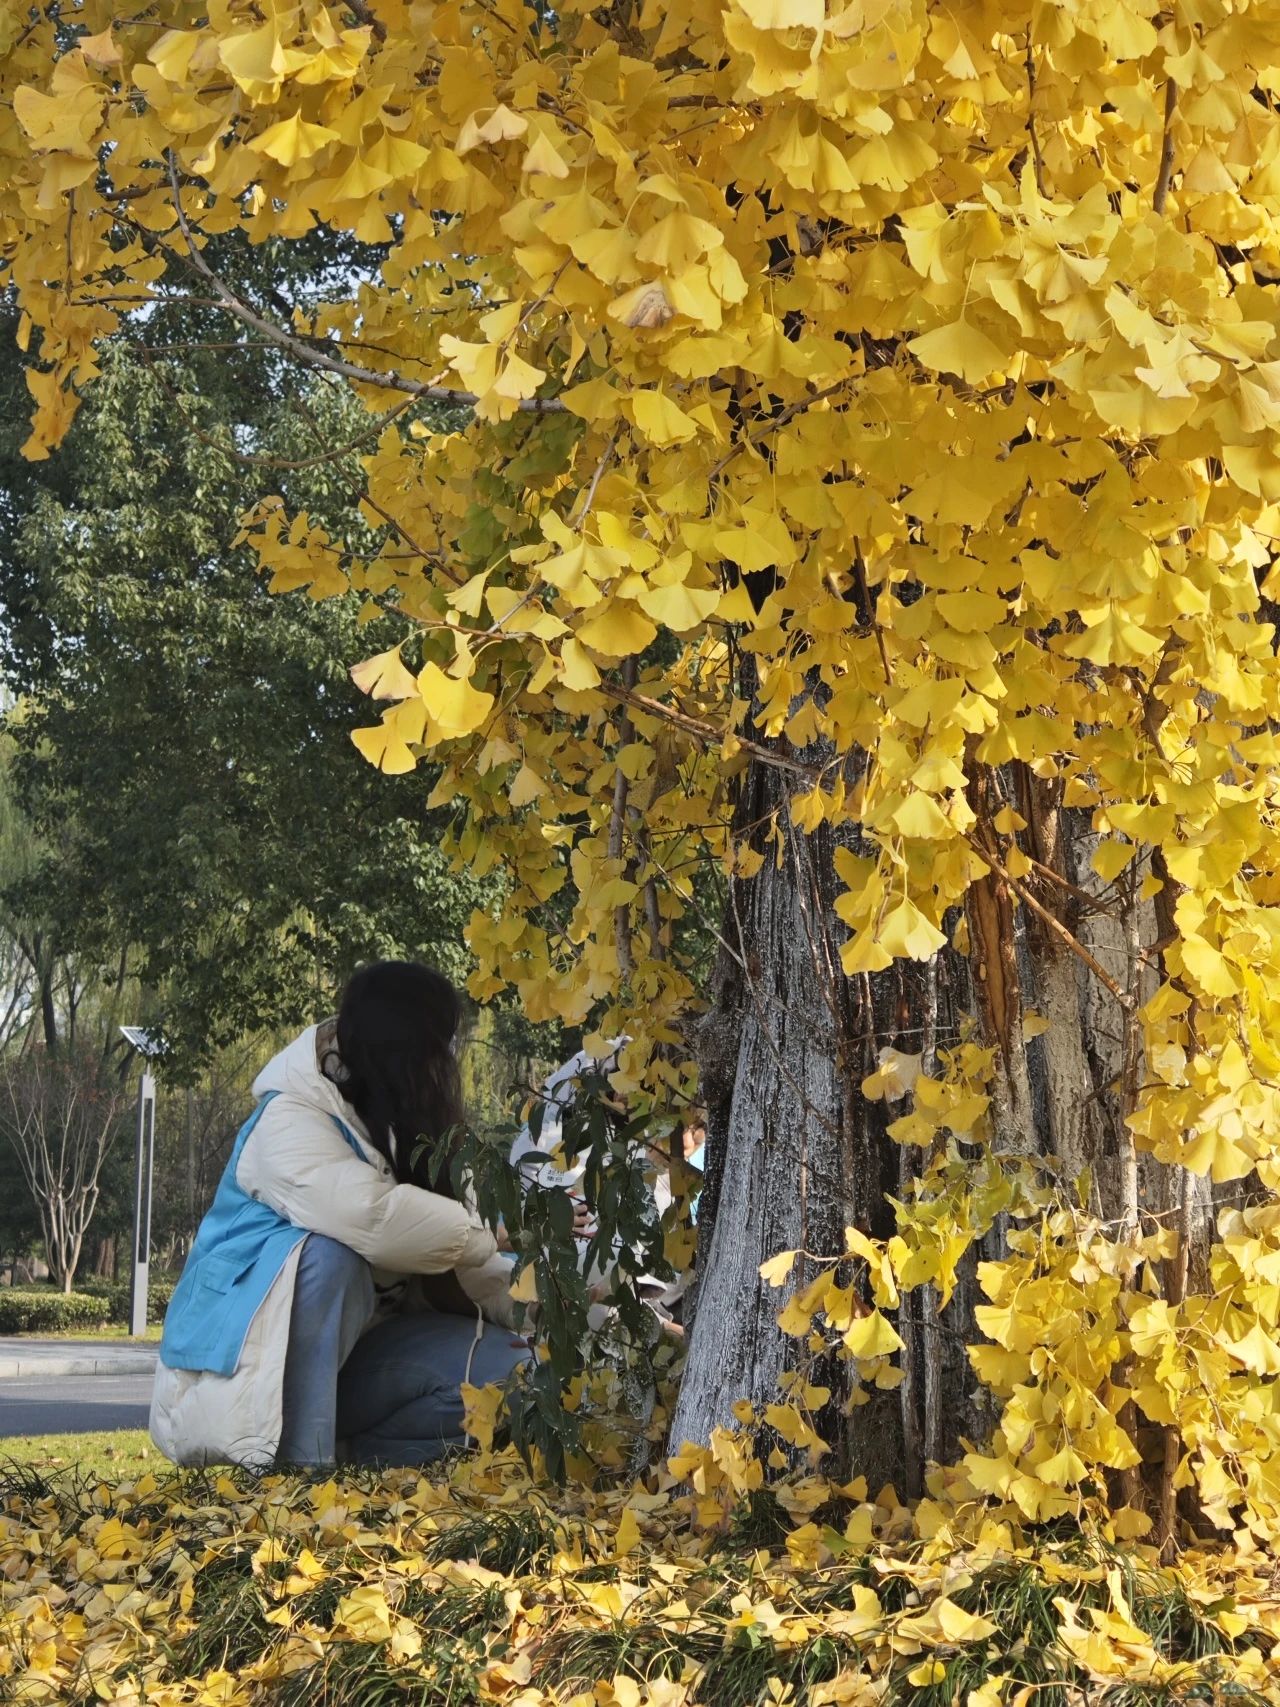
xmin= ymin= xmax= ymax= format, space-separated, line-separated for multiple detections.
xmin=150 ymin=961 xmax=526 ymax=1470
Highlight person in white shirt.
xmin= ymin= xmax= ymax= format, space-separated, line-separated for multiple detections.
xmin=510 ymin=1050 xmax=702 ymax=1328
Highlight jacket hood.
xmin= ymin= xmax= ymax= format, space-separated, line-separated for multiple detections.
xmin=251 ymin=1023 xmax=370 ymax=1139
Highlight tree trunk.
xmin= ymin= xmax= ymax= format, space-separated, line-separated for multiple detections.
xmin=185 ymin=1085 xmax=196 ymax=1228
xmin=672 ymin=748 xmax=991 ymax=1483
xmin=39 ymin=963 xmax=57 ymax=1055
xmin=672 ymin=751 xmax=1170 ymax=1490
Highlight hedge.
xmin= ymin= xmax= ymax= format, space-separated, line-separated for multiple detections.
xmin=80 ymin=1276 xmax=178 ymax=1323
xmin=0 ymin=1278 xmax=177 ymax=1333
xmin=0 ymin=1289 xmax=113 ymax=1333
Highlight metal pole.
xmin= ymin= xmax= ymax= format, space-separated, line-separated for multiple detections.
xmin=129 ymin=1069 xmax=156 ymax=1337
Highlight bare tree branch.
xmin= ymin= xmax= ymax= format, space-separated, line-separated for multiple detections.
xmin=0 ymin=1050 xmax=125 ymax=1291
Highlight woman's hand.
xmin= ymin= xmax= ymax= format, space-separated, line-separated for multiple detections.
xmin=493 ymin=1202 xmax=591 ymax=1252
xmin=571 ymin=1199 xmax=596 ymax=1242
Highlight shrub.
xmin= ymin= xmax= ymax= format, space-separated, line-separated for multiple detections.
xmin=109 ymin=1277 xmax=175 ymax=1324
xmin=79 ymin=1276 xmax=177 ymax=1325
xmin=0 ymin=1288 xmax=112 ymax=1333
xmin=77 ymin=1276 xmax=178 ymax=1324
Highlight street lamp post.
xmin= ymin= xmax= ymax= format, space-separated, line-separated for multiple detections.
xmin=120 ymin=1027 xmax=164 ymax=1337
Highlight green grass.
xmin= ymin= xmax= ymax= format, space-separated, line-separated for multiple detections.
xmin=0 ymin=1427 xmax=155 ymax=1482
xmin=15 ymin=1322 xmax=165 ymax=1341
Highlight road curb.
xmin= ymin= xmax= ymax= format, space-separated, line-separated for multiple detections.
xmin=0 ymin=1352 xmax=157 ymax=1379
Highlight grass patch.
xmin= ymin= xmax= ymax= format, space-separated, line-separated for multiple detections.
xmin=170 ymin=1543 xmax=274 ymax=1676
xmin=424 ymin=1500 xmax=574 ymax=1575
xmin=12 ymin=1323 xmax=165 ymax=1342
xmin=0 ymin=1428 xmax=155 ymax=1483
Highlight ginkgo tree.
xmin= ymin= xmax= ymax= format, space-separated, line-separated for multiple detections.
xmin=9 ymin=0 xmax=1280 ymax=1550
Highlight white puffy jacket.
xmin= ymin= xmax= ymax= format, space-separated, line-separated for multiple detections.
xmin=149 ymin=1023 xmax=516 ymax=1467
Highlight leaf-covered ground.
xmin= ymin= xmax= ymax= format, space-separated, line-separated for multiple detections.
xmin=3 ymin=1449 xmax=1280 ymax=1706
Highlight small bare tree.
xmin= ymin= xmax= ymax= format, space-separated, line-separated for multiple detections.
xmin=0 ymin=1048 xmax=125 ymax=1293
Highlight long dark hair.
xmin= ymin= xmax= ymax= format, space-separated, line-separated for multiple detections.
xmin=327 ymin=960 xmax=464 ymax=1193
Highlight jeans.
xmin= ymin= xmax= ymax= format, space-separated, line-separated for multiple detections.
xmin=277 ymin=1233 xmax=528 ymax=1469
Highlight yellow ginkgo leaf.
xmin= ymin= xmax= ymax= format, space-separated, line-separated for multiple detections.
xmin=522 ymin=129 xmax=570 ymax=178
xmin=737 ymin=0 xmax=824 ymax=29
xmin=892 ymin=792 xmax=951 ymax=840
xmin=417 ymin=661 xmax=494 ymax=739
xmin=777 ymin=1294 xmax=815 ymax=1336
xmin=572 ymin=226 xmax=643 ymax=286
xmin=1092 ymin=839 xmax=1135 ymax=882
xmin=364 ymin=132 xmax=431 ymax=178
xmin=933 ymin=1598 xmax=999 ymax=1643
xmin=558 ymin=638 xmax=601 ymax=691
xmin=508 ymin=763 xmax=544 ymax=807
xmin=326 ymin=152 xmax=393 ymax=201
xmin=456 ymin=104 xmax=527 ymax=152
xmin=635 ymin=211 xmax=724 ymax=276
xmin=492 ymin=353 xmax=546 ymax=402
xmin=841 ymin=1310 xmax=903 ymax=1360
xmin=461 ymin=1381 xmax=503 ymax=1452
xmin=614 ymin=1507 xmax=641 ymax=1556
xmin=630 ymin=389 xmax=699 ymax=447
xmin=79 ymin=27 xmax=121 ymax=65
xmin=577 ymin=601 xmax=658 ymax=659
xmin=219 ymin=21 xmax=291 ymax=94
xmin=334 ymin=1585 xmax=394 ymax=1643
xmin=351 ymin=701 xmax=426 ymax=773
xmin=908 ymin=318 xmax=1007 ymax=384
xmin=349 ymin=645 xmax=417 ymax=701
xmin=1037 ymin=1445 xmax=1089 ymax=1486
xmin=877 ymin=899 xmax=947 ymax=961
xmin=638 ymin=581 xmax=719 ymax=632
xmin=759 ymin=1250 xmax=798 ymax=1287
xmin=1178 ymin=934 xmax=1238 ymax=999
xmin=252 ymin=110 xmax=338 ymax=164
xmin=907 ymin=1660 xmax=948 ymax=1686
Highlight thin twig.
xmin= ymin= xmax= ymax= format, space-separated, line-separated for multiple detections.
xmin=599 ymin=681 xmax=820 ymax=781
xmin=706 ymin=380 xmax=852 ymax=484
xmin=137 ymin=341 xmax=414 ymax=473
xmin=1025 ymin=854 xmax=1118 ymax=915
xmin=576 ymin=428 xmax=620 ymax=523
xmin=162 ymin=154 xmax=566 ymax=415
xmin=609 ymin=659 xmax=639 ymax=978
xmin=343 ymin=0 xmax=387 ymax=40
xmin=1025 ymin=32 xmax=1048 ymax=196
xmin=853 ymin=541 xmax=891 ymax=685
xmin=968 ymin=836 xmax=1136 ymax=1010
xmin=1153 ymin=77 xmax=1178 ymax=214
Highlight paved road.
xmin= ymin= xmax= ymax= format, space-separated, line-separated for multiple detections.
xmin=0 ymin=1372 xmax=153 ymax=1437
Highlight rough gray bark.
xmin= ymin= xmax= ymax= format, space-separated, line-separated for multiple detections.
xmin=671 ymin=747 xmax=983 ymax=1486
xmin=672 ymin=760 xmax=1164 ymax=1489
xmin=671 ymin=750 xmax=863 ymax=1458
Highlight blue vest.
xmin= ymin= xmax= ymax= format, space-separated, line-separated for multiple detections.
xmin=160 ymin=1091 xmax=367 ymax=1377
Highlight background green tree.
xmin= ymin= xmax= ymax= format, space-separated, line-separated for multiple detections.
xmin=0 ymin=239 xmax=569 ymax=1282
xmin=0 ymin=244 xmax=494 ymax=1074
